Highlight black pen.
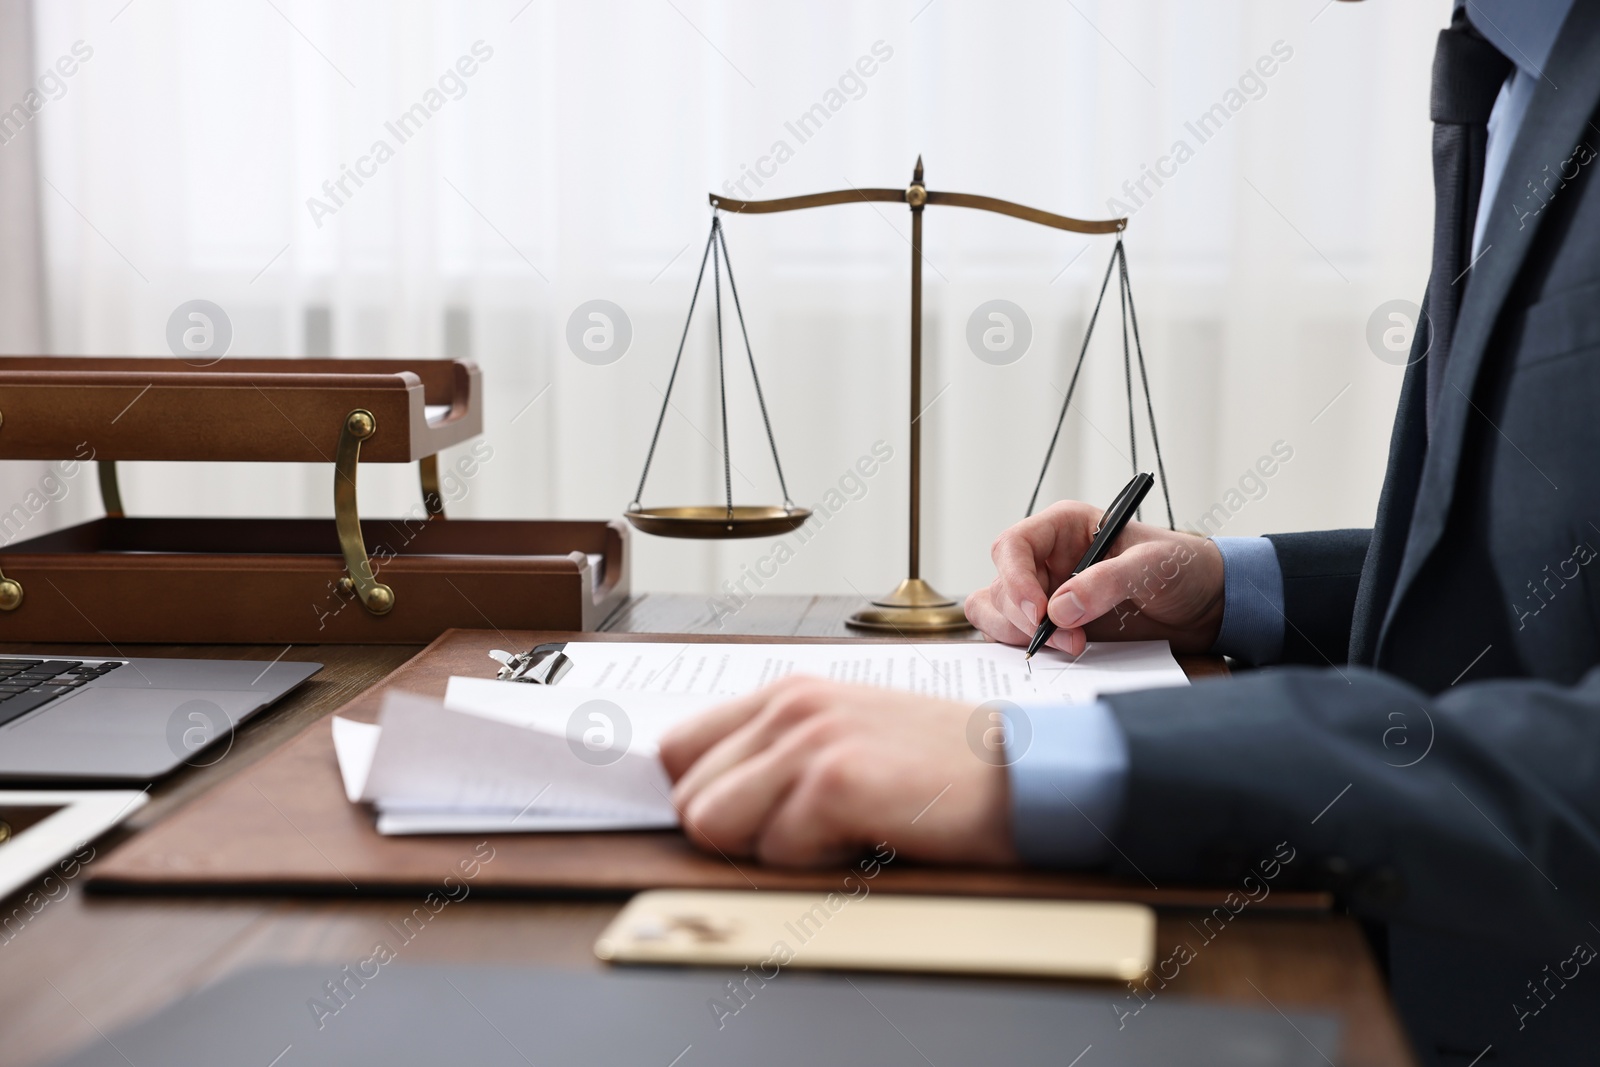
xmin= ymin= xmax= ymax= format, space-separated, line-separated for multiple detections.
xmin=1024 ymin=472 xmax=1155 ymax=661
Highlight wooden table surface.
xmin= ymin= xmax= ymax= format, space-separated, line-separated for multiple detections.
xmin=0 ymin=594 xmax=1416 ymax=1067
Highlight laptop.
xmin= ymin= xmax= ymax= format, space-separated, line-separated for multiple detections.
xmin=0 ymin=653 xmax=320 ymax=781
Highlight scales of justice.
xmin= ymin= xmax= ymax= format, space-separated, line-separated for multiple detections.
xmin=624 ymin=157 xmax=1173 ymax=634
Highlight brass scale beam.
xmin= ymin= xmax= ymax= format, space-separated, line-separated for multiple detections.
xmin=709 ymin=159 xmax=1125 ymax=633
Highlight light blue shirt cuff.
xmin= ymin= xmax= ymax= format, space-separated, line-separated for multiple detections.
xmin=1007 ymin=700 xmax=1128 ymax=868
xmin=1211 ymin=536 xmax=1285 ymax=666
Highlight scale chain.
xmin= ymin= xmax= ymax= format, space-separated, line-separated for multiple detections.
xmin=630 ymin=220 xmax=720 ymax=510
xmin=1024 ymin=238 xmax=1175 ymax=531
xmin=1117 ymin=238 xmax=1140 ymax=517
xmin=1119 ymin=241 xmax=1175 ymax=530
xmin=1025 ymin=244 xmax=1121 ymax=518
xmin=711 ymin=217 xmax=734 ymax=518
xmin=716 ymin=221 xmax=794 ymax=509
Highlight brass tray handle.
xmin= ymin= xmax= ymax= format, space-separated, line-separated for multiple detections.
xmin=98 ymin=461 xmax=125 ymax=518
xmin=334 ymin=409 xmax=395 ymax=615
xmin=97 ymin=435 xmax=444 ymax=529
xmin=419 ymin=454 xmax=446 ymax=519
xmin=0 ymin=408 xmax=19 ymax=608
xmin=0 ymin=406 xmax=16 ymax=607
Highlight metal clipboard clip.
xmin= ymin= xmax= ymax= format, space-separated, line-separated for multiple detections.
xmin=488 ymin=642 xmax=573 ymax=685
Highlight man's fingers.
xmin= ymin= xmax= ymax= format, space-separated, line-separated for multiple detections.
xmin=970 ymin=585 xmax=1084 ymax=653
xmin=678 ymin=720 xmax=837 ymax=856
xmin=989 ymin=507 xmax=1086 ymax=631
xmin=987 ymin=502 xmax=1111 ymax=634
xmin=670 ymin=679 xmax=828 ymax=808
xmin=964 ymin=587 xmax=1034 ymax=646
xmin=1047 ymin=628 xmax=1085 ymax=656
xmin=1047 ymin=539 xmax=1167 ymax=630
xmin=988 ymin=532 xmax=1050 ymax=634
xmin=752 ymin=747 xmax=864 ymax=868
xmin=658 ymin=688 xmax=768 ymax=781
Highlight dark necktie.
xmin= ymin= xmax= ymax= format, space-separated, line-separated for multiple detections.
xmin=1425 ymin=10 xmax=1512 ymax=433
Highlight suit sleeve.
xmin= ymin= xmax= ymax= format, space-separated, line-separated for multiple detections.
xmin=1102 ymin=664 xmax=1600 ymax=953
xmin=1261 ymin=529 xmax=1370 ymax=666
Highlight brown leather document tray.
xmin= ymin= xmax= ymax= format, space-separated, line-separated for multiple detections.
xmin=0 ymin=356 xmax=480 ymax=462
xmin=88 ymin=629 xmax=1328 ymax=910
xmin=0 ymin=518 xmax=629 ymax=643
xmin=0 ymin=357 xmax=629 ymax=641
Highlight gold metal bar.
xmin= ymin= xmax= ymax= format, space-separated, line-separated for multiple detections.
xmin=908 ymin=167 xmax=924 ymax=581
xmin=419 ymin=454 xmax=446 ymax=519
xmin=334 ymin=409 xmax=395 ymax=615
xmin=709 ymin=188 xmax=905 ymax=214
xmin=847 ymin=158 xmax=970 ymax=633
xmin=98 ymin=461 xmax=125 ymax=518
xmin=923 ymin=190 xmax=1125 ymax=233
xmin=707 ymin=187 xmax=1124 ymax=234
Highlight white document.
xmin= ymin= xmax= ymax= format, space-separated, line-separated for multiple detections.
xmin=331 ymin=641 xmax=1188 ymax=835
xmin=332 ymin=691 xmax=685 ymax=835
xmin=555 ymin=640 xmax=1188 ymax=704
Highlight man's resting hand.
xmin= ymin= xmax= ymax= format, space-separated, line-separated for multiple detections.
xmin=659 ymin=676 xmax=1017 ymax=869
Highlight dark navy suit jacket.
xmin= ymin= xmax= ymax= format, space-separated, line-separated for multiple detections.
xmin=1102 ymin=6 xmax=1600 ymax=1062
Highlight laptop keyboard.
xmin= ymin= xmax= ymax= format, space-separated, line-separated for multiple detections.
xmin=0 ymin=659 xmax=126 ymax=727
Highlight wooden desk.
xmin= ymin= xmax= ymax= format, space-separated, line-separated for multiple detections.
xmin=0 ymin=595 xmax=1416 ymax=1067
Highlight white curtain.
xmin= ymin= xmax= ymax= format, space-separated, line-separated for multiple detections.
xmin=0 ymin=0 xmax=65 ymax=544
xmin=28 ymin=0 xmax=1441 ymax=604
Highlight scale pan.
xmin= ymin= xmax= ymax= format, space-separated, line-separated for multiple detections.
xmin=624 ymin=505 xmax=811 ymax=540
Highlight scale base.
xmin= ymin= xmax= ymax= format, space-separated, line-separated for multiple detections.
xmin=846 ymin=578 xmax=972 ymax=633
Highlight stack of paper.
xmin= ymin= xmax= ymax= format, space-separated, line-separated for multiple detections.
xmin=331 ymin=640 xmax=1189 ymax=835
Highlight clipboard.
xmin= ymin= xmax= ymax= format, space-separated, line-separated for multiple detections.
xmin=488 ymin=642 xmax=575 ymax=685
xmin=88 ymin=628 xmax=1326 ymax=910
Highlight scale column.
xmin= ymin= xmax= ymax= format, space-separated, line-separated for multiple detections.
xmin=908 ymin=167 xmax=923 ymax=580
xmin=846 ymin=156 xmax=971 ymax=633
